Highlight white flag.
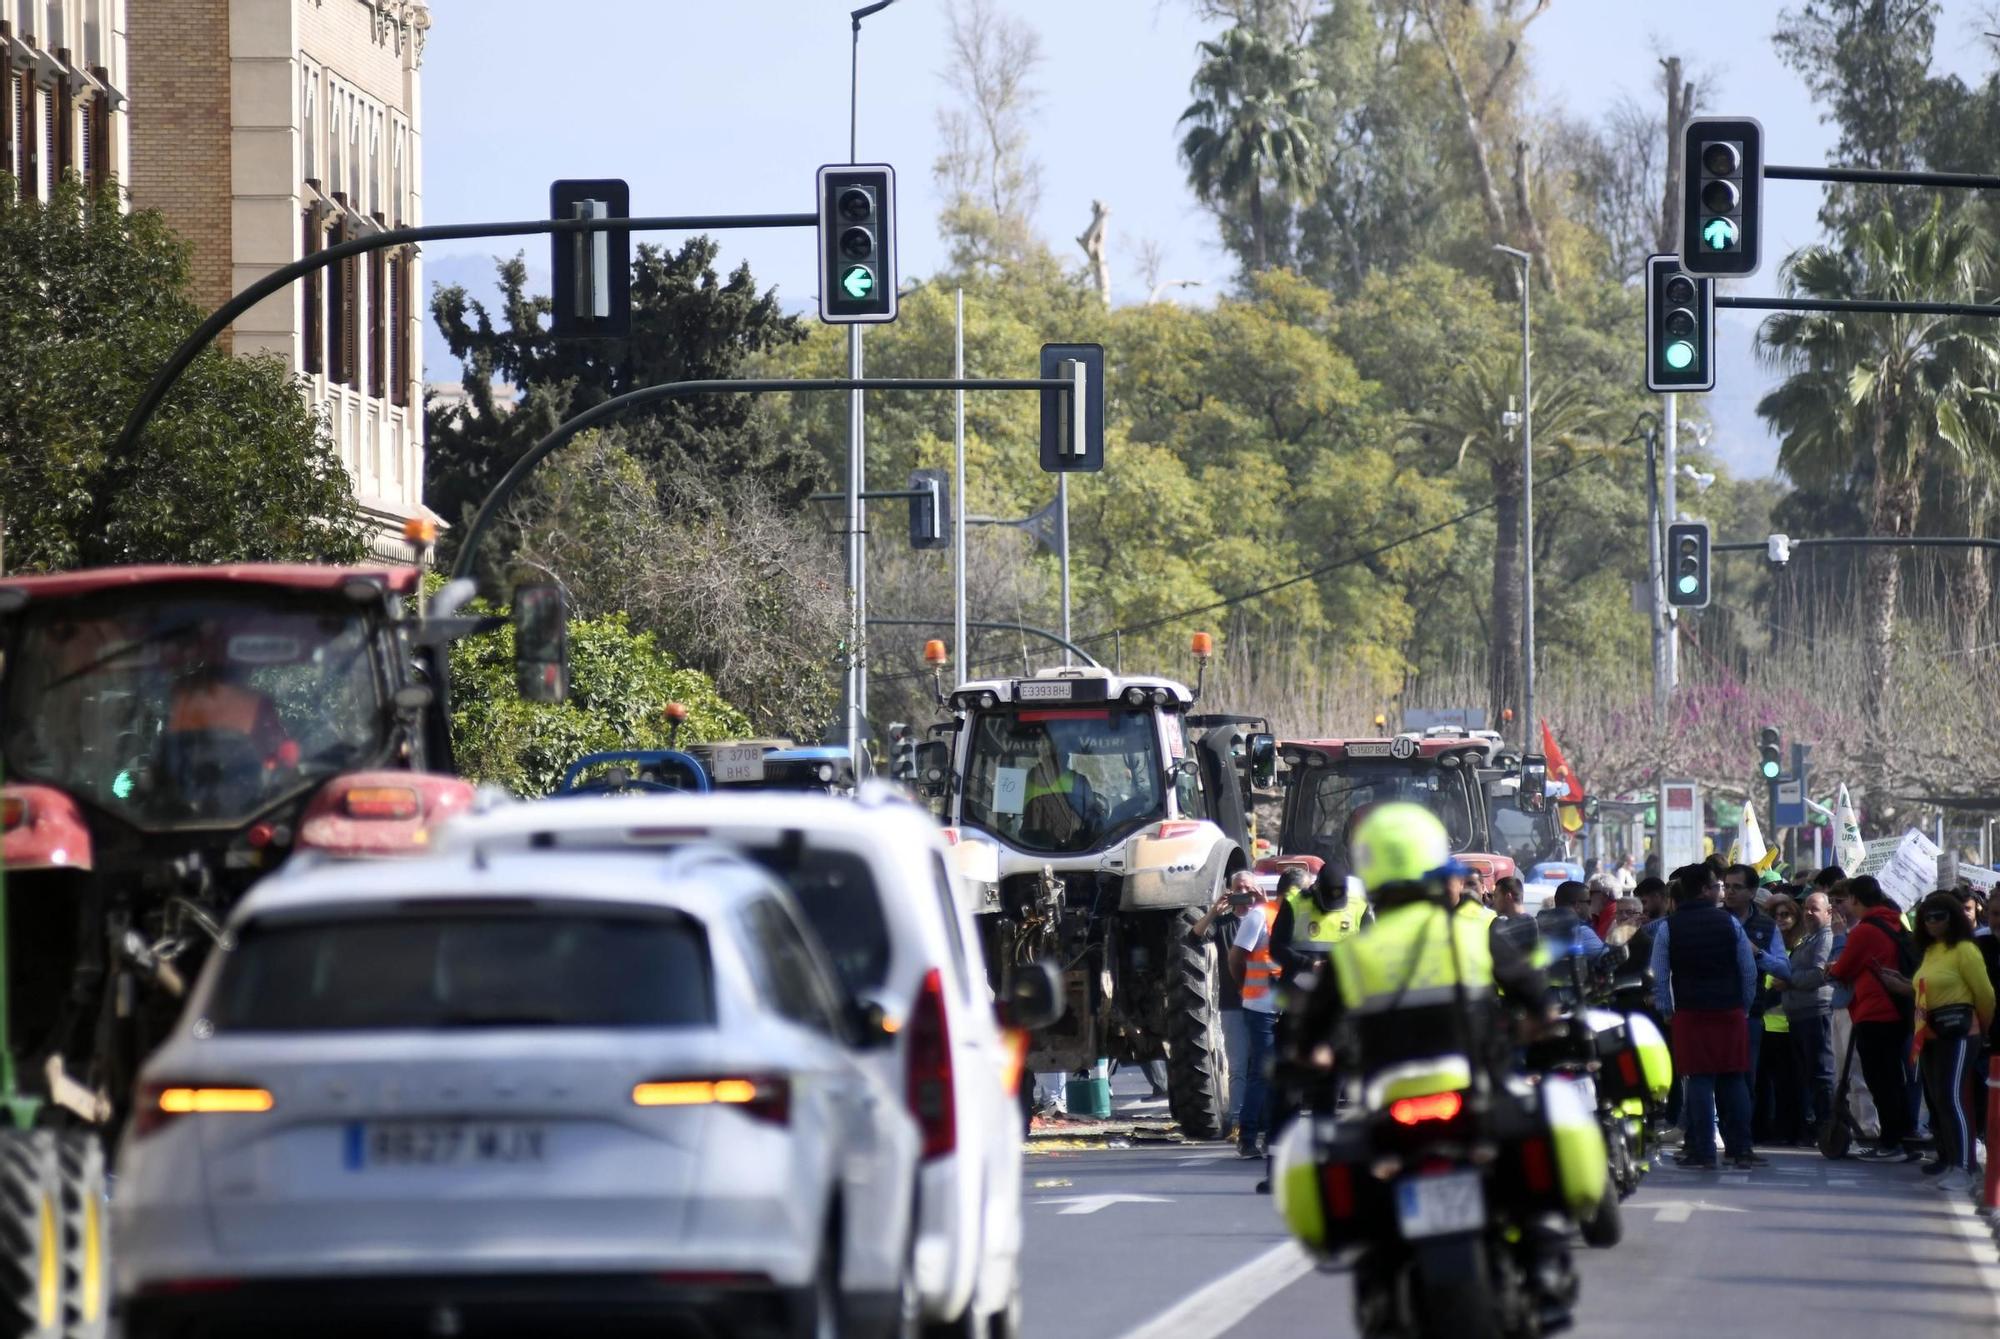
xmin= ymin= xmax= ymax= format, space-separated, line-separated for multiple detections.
xmin=1735 ymin=801 xmax=1768 ymax=868
xmin=1834 ymin=782 xmax=1865 ymax=871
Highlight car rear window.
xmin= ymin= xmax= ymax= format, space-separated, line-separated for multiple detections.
xmin=207 ymin=909 xmax=713 ymax=1031
xmin=748 ymin=848 xmax=891 ymax=994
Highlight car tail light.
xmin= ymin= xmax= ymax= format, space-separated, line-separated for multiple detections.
xmin=1388 ymin=1091 xmax=1463 ymax=1126
xmin=1155 ymin=821 xmax=1203 ymax=840
xmin=631 ymin=1077 xmax=789 ymax=1125
xmin=0 ymin=794 xmax=25 ymax=831
xmin=906 ymin=968 xmax=956 ymax=1160
xmin=1320 ymin=1162 xmax=1355 ymax=1219
xmin=133 ymin=1084 xmax=274 ymax=1138
xmin=341 ymin=785 xmax=420 ymax=820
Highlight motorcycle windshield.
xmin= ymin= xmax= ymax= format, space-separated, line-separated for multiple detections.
xmin=2 ymin=587 xmax=391 ymax=830
xmin=961 ymin=706 xmax=1164 ymax=854
xmin=1292 ymin=761 xmax=1480 ymax=863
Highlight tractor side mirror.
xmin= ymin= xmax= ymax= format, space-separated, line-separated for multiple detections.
xmin=1246 ymin=732 xmax=1277 ymax=789
xmin=1517 ymin=755 xmax=1548 ymax=814
xmin=512 ymin=583 xmax=569 ymax=704
xmin=915 ymin=740 xmax=953 ymax=796
xmin=1002 ymin=960 xmax=1065 ymax=1031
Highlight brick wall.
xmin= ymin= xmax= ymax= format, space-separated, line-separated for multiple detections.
xmin=125 ymin=0 xmax=233 ymax=326
xmin=299 ymin=0 xmax=405 ymax=107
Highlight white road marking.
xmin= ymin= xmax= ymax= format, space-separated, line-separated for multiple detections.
xmin=1113 ymin=1240 xmax=1316 ymax=1339
xmin=1175 ymin=1154 xmax=1230 ymax=1166
xmin=1639 ymin=1199 xmax=1748 ymax=1224
xmin=1937 ymin=1196 xmax=2000 ymax=1320
xmin=1034 ymin=1193 xmax=1173 ymax=1215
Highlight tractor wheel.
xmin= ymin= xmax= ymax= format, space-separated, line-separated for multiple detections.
xmin=0 ymin=1131 xmax=64 ymax=1339
xmin=1164 ymin=906 xmax=1230 ymax=1141
xmin=55 ymin=1134 xmax=107 ymax=1339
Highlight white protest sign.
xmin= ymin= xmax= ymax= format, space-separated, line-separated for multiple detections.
xmin=1855 ymin=829 xmax=1939 ymax=911
xmin=993 ymin=767 xmax=1030 ymax=815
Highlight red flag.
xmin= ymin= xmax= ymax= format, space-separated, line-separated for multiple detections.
xmin=1540 ymin=719 xmax=1583 ymax=804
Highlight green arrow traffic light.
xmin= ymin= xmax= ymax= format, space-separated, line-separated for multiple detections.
xmin=840 ymin=265 xmax=875 ymax=300
xmin=1701 ymin=217 xmax=1739 ymax=251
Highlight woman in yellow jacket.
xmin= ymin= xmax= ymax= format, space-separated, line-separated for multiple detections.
xmin=1910 ymin=892 xmax=1996 ymax=1193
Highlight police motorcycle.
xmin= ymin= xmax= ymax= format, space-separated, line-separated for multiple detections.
xmin=1271 ymin=808 xmax=1608 ymax=1339
xmin=1518 ymin=916 xmax=1673 ymax=1248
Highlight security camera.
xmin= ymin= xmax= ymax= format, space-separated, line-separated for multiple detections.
xmin=1767 ymin=533 xmax=1791 ymax=568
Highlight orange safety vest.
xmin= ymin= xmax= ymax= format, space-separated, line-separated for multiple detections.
xmin=1241 ymin=931 xmax=1280 ymax=1006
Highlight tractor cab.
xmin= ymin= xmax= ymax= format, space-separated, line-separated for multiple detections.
xmin=1272 ymin=728 xmax=1518 ymax=884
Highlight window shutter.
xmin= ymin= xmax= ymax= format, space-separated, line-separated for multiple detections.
xmin=302 ymin=210 xmax=322 ymax=375
xmin=368 ymin=239 xmax=385 ymax=400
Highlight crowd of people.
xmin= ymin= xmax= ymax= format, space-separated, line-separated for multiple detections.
xmin=1617 ymin=855 xmax=1999 ymax=1190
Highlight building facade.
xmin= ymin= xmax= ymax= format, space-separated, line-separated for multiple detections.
xmin=2 ymin=1 xmax=129 ymax=198
xmin=128 ymin=0 xmax=432 ymax=550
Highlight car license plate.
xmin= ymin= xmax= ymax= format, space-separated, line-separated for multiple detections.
xmin=1394 ymin=1170 xmax=1484 ymax=1239
xmin=345 ymin=1121 xmax=547 ymax=1171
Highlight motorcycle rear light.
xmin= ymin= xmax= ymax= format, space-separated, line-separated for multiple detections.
xmin=134 ymin=1084 xmax=274 ymax=1138
xmin=631 ymin=1077 xmax=789 ymax=1124
xmin=1155 ymin=821 xmax=1203 ymax=840
xmin=1519 ymin=1137 xmax=1554 ymax=1194
xmin=1388 ymin=1091 xmax=1464 ymax=1125
xmin=907 ymin=967 xmax=957 ymax=1160
xmin=1320 ymin=1162 xmax=1355 ymax=1219
xmin=1617 ymin=1050 xmax=1640 ymax=1088
xmin=341 ymin=785 xmax=420 ymax=820
xmin=0 ymin=795 xmax=24 ymax=831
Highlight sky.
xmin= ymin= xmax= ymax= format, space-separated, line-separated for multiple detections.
xmin=418 ymin=0 xmax=2000 ymax=479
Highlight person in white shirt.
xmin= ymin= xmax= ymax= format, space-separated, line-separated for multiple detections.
xmin=1227 ymin=872 xmax=1279 ymax=1159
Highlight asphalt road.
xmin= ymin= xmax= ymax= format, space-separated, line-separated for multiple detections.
xmin=1020 ymin=1082 xmax=2000 ymax=1339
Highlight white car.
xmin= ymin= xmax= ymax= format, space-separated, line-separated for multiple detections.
xmin=439 ymin=786 xmax=1037 ymax=1338
xmin=115 ymin=845 xmax=920 ymax=1339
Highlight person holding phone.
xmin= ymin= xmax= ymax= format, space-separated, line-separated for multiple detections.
xmin=1227 ymin=872 xmax=1280 ymax=1161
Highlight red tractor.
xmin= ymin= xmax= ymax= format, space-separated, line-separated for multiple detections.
xmin=1260 ymin=730 xmax=1521 ymax=887
xmin=0 ymin=562 xmax=564 ymax=1337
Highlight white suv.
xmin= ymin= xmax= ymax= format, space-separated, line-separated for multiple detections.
xmin=440 ymin=787 xmax=1035 ymax=1338
xmin=115 ymin=845 xmax=920 ymax=1339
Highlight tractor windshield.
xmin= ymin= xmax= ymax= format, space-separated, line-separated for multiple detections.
xmin=1290 ymin=760 xmax=1482 ymax=864
xmin=2 ymin=588 xmax=391 ymax=829
xmin=961 ymin=705 xmax=1164 ymax=854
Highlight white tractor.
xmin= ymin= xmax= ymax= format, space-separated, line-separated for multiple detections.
xmin=917 ymin=636 xmax=1274 ymax=1140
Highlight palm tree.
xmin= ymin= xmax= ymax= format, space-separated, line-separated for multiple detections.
xmin=1409 ymin=358 xmax=1608 ymax=726
xmin=1757 ymin=203 xmax=2000 ymax=761
xmin=1177 ymin=25 xmax=1323 ymax=272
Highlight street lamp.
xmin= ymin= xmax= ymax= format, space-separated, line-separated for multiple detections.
xmin=1493 ymin=244 xmax=1534 ymax=746
xmin=1148 ymin=278 xmax=1204 ymax=304
xmin=1680 ymin=464 xmax=1716 ymax=492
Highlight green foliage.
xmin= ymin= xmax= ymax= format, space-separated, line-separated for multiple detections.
xmin=0 ymin=177 xmax=366 ymax=571
xmin=1179 ymin=24 xmax=1326 ymax=271
xmin=446 ymin=605 xmax=750 ymax=796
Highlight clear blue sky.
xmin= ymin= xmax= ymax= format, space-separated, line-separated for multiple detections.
xmin=420 ymin=0 xmax=1997 ymax=479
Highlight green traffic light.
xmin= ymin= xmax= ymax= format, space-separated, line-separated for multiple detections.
xmin=1760 ymin=759 xmax=1782 ymax=780
xmin=839 ymin=265 xmax=875 ymax=300
xmin=1701 ymin=217 xmax=1739 ymax=251
xmin=112 ymin=769 xmax=135 ymax=799
xmin=1677 ymin=573 xmax=1700 ymax=595
xmin=1664 ymin=340 xmax=1695 ymax=371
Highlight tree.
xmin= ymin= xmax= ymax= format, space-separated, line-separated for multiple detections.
xmin=0 ymin=178 xmax=365 ymax=572
xmin=1178 ymin=23 xmax=1325 ymax=272
xmin=1756 ymin=203 xmax=2000 ymax=777
xmin=934 ymin=0 xmax=1048 ymax=276
xmin=426 ymin=237 xmax=816 ymax=549
xmin=447 ymin=603 xmax=750 ymax=797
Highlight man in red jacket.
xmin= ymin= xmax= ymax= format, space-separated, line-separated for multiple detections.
xmin=1828 ymin=876 xmax=1917 ymax=1159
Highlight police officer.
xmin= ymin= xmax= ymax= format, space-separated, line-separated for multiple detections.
xmin=1271 ymin=860 xmax=1373 ymax=984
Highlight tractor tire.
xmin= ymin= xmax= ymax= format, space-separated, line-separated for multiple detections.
xmin=0 ymin=1130 xmax=63 ymax=1339
xmin=1164 ymin=906 xmax=1230 ymax=1141
xmin=54 ymin=1134 xmax=107 ymax=1339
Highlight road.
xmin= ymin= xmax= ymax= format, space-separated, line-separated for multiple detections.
xmin=1020 ymin=1082 xmax=2000 ymax=1339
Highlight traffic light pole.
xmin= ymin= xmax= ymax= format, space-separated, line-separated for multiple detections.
xmin=1663 ymin=392 xmax=1680 ymax=690
xmin=111 ymin=211 xmax=815 ymax=459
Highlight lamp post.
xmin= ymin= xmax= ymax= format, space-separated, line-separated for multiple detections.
xmin=1493 ymin=244 xmax=1535 ymax=746
xmin=1147 ymin=278 xmax=1204 ymax=304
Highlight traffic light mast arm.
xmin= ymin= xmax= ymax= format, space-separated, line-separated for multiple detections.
xmin=1711 ymin=536 xmax=2000 ymax=554
xmin=449 ymin=376 xmax=1072 ymax=584
xmin=1765 ymin=162 xmax=2000 ymax=192
xmin=114 ymin=210 xmax=816 ymax=458
xmin=1717 ymin=295 xmax=2000 ymax=319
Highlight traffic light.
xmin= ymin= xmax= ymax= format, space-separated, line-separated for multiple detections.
xmin=550 ymin=179 xmax=631 ymax=338
xmin=1758 ymin=726 xmax=1783 ymax=782
xmin=1681 ymin=116 xmax=1763 ymax=277
xmin=1665 ymin=521 xmax=1711 ymax=609
xmin=1038 ymin=342 xmax=1105 ymax=472
xmin=887 ymin=722 xmax=917 ymax=781
xmin=908 ymin=468 xmax=949 ymax=550
xmin=817 ymin=164 xmax=897 ymax=323
xmin=1645 ymin=255 xmax=1714 ymax=392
